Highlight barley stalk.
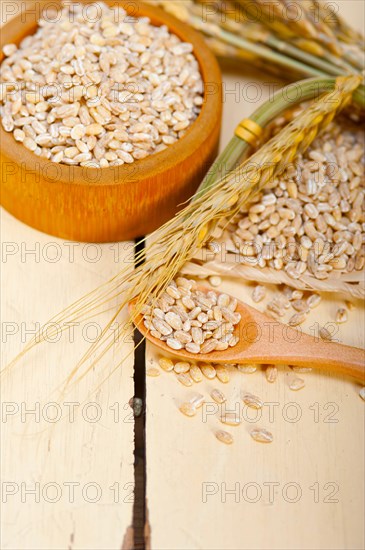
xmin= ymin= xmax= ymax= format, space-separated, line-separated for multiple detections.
xmin=147 ymin=0 xmax=365 ymax=106
xmin=203 ymin=0 xmax=357 ymax=74
xmin=183 ymin=91 xmax=364 ymax=298
xmin=181 ymin=260 xmax=364 ymax=299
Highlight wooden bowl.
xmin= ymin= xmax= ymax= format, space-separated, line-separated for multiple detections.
xmin=0 ymin=0 xmax=222 ymax=242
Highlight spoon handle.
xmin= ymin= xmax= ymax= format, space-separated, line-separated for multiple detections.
xmin=241 ymin=332 xmax=365 ymax=382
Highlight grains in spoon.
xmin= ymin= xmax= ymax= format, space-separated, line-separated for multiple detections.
xmin=143 ymin=278 xmax=241 ymax=354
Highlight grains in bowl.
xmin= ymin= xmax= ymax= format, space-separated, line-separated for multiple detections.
xmin=0 ymin=2 xmax=203 ymax=167
xmin=218 ymin=118 xmax=365 ymax=281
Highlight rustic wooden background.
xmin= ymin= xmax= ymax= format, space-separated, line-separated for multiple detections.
xmin=1 ymin=1 xmax=364 ymax=549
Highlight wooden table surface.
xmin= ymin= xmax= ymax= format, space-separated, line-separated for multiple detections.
xmin=1 ymin=1 xmax=364 ymax=549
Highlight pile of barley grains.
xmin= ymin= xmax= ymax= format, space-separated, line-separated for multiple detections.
xmin=153 ymin=356 xmax=301 ymax=444
xmin=142 ymin=278 xmax=241 ymax=354
xmin=0 ymin=2 xmax=203 ymax=167
xmin=223 ymin=119 xmax=364 ymax=281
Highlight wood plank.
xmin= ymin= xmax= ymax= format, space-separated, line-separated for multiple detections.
xmin=145 ymin=2 xmax=365 ymax=548
xmin=1 ymin=211 xmax=135 ymax=549
xmin=1 ymin=3 xmax=135 ymax=548
xmin=146 ymin=282 xmax=364 ymax=550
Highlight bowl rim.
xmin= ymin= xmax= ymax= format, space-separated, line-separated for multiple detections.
xmin=0 ymin=0 xmax=222 ymax=188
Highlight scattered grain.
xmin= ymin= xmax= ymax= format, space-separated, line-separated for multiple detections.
xmin=319 ymin=326 xmax=333 ymax=341
xmin=176 ymin=372 xmax=193 ymax=387
xmin=190 ymin=394 xmax=205 ymax=408
xmin=215 ymin=430 xmax=233 ymax=445
xmin=291 ymin=366 xmax=312 ymax=373
xmin=179 ymin=402 xmax=196 ymax=417
xmin=252 ymin=285 xmax=266 ymax=303
xmin=242 ymin=392 xmax=263 ymax=409
xmin=174 ymin=361 xmax=190 ymax=374
xmin=215 ymin=365 xmax=230 ymax=383
xmin=158 ymin=357 xmax=174 ymax=372
xmin=289 ymin=376 xmax=305 ymax=391
xmin=336 ymin=308 xmax=348 ymax=324
xmin=289 ymin=312 xmax=307 ymax=326
xmin=238 ymin=364 xmax=257 ymax=374
xmin=210 ymin=388 xmax=226 ymax=404
xmin=189 ymin=364 xmax=203 ymax=382
xmin=201 ymin=364 xmax=216 ymax=379
xmin=307 ymin=294 xmax=322 ymax=309
xmin=250 ymin=428 xmax=273 ymax=443
xmin=209 ymin=276 xmax=222 ymax=287
xmin=220 ymin=412 xmax=241 ymax=426
xmin=265 ymin=365 xmax=278 ymax=383
xmin=146 ymin=367 xmax=160 ymax=377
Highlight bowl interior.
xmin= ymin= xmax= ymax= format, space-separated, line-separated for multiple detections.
xmin=0 ymin=0 xmax=222 ymax=184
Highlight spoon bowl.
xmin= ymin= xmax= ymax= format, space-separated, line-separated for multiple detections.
xmin=130 ymin=287 xmax=365 ymax=382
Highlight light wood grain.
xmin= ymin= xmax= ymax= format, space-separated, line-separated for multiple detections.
xmin=146 ymin=281 xmax=365 ymax=550
xmin=145 ymin=2 xmax=365 ymax=549
xmin=1 ymin=208 xmax=135 ymax=549
xmin=0 ymin=7 xmax=133 ymax=546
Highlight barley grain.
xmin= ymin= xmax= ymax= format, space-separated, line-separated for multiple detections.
xmin=209 ymin=276 xmax=222 ymax=287
xmin=166 ymin=338 xmax=184 ymax=350
xmin=3 ymin=44 xmax=17 ymax=57
xmin=201 ymin=364 xmax=216 ymax=379
xmin=165 ymin=311 xmax=183 ymax=331
xmin=201 ymin=339 xmax=219 ymax=354
xmin=215 ymin=365 xmax=230 ymax=383
xmin=220 ymin=412 xmax=241 ymax=426
xmin=0 ymin=2 xmax=203 ymax=166
xmin=183 ymin=343 xmax=199 ymax=354
xmin=146 ymin=367 xmax=160 ymax=377
xmin=238 ymin=364 xmax=257 ymax=374
xmin=174 ymin=361 xmax=190 ymax=374
xmin=174 ymin=330 xmax=192 ymax=344
xmin=265 ymin=365 xmax=278 ymax=383
xmin=336 ymin=308 xmax=348 ymax=323
xmin=252 ymin=285 xmax=266 ymax=303
xmin=292 ymin=366 xmax=312 ymax=373
xmin=250 ymin=428 xmax=273 ymax=443
xmin=242 ymin=392 xmax=263 ymax=409
xmin=158 ymin=357 xmax=174 ymax=372
xmin=190 ymin=394 xmax=205 ymax=408
xmin=13 ymin=128 xmax=25 ymax=142
xmin=179 ymin=402 xmax=196 ymax=417
xmin=215 ymin=430 xmax=233 ymax=445
xmin=217 ymin=118 xmax=364 ymax=282
xmin=319 ymin=326 xmax=333 ymax=341
xmin=189 ymin=364 xmax=203 ymax=382
xmin=289 ymin=376 xmax=305 ymax=390
xmin=289 ymin=312 xmax=307 ymax=326
xmin=307 ymin=294 xmax=322 ymax=308
xmin=211 ymin=388 xmax=226 ymax=404
xmin=176 ymin=373 xmax=193 ymax=387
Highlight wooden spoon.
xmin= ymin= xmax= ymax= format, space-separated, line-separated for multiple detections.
xmin=130 ymin=288 xmax=365 ymax=382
